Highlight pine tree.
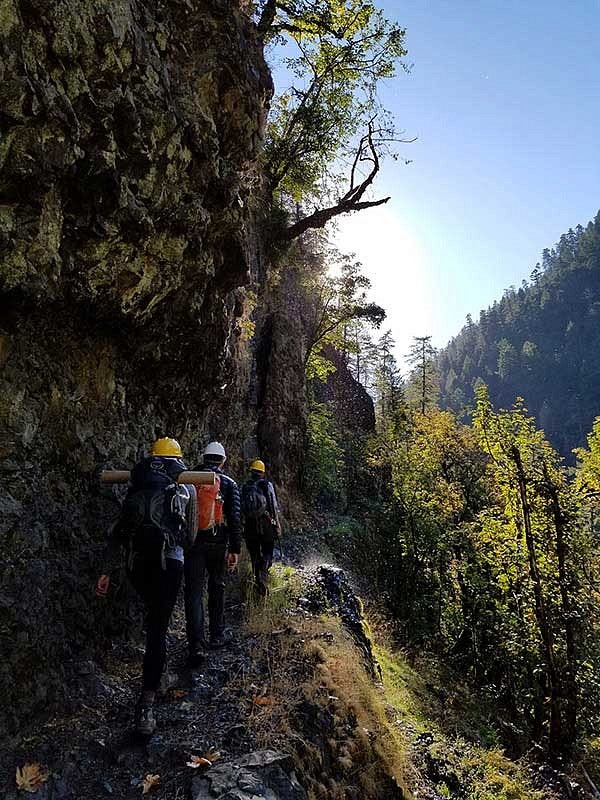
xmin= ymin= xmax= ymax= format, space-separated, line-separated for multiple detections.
xmin=407 ymin=335 xmax=438 ymax=413
xmin=373 ymin=330 xmax=404 ymax=424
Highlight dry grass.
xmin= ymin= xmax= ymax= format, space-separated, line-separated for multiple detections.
xmin=375 ymin=643 xmax=548 ymax=800
xmin=238 ymin=566 xmax=413 ymax=800
xmin=301 ymin=616 xmax=414 ymax=800
xmin=236 ymin=562 xmax=548 ymax=800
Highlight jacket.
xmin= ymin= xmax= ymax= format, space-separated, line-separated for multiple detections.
xmin=192 ymin=462 xmax=242 ymax=554
xmin=242 ymin=478 xmax=280 ymax=541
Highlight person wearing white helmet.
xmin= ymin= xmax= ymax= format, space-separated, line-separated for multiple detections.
xmin=183 ymin=441 xmax=241 ymax=664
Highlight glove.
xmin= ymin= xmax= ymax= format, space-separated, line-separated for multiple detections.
xmin=96 ymin=574 xmax=110 ymax=597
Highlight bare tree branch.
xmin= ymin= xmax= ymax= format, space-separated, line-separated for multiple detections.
xmin=280 ymin=120 xmax=391 ymax=241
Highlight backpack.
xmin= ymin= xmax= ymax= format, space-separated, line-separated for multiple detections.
xmin=196 ymin=474 xmax=224 ymax=531
xmin=241 ymin=480 xmax=268 ymax=520
xmin=120 ymin=457 xmax=189 ymax=565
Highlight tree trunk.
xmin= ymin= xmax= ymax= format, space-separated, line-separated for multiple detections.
xmin=543 ymin=465 xmax=578 ymax=748
xmin=510 ymin=446 xmax=563 ymax=756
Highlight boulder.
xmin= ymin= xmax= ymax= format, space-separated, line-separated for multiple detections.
xmin=191 ymin=750 xmax=307 ymax=800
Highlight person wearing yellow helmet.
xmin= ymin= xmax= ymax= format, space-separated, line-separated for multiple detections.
xmin=96 ymin=436 xmax=198 ymax=735
xmin=241 ymin=458 xmax=281 ymax=596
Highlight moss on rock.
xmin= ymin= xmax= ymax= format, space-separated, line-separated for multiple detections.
xmin=0 ymin=0 xmax=272 ymax=735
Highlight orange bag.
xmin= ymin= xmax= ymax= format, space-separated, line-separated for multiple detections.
xmin=196 ymin=475 xmax=224 ymax=531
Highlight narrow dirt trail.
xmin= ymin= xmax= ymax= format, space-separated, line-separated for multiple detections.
xmin=1 ymin=573 xmax=303 ymax=800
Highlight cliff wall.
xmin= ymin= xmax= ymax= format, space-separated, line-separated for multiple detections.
xmin=0 ymin=0 xmax=274 ymax=731
xmin=315 ymin=346 xmax=375 ymax=434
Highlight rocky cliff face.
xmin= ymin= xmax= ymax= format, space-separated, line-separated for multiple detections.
xmin=0 ymin=0 xmax=273 ymax=732
xmin=315 ymin=346 xmax=375 ymax=434
xmin=255 ymin=264 xmax=308 ymax=496
xmin=312 ymin=346 xmax=376 ymax=512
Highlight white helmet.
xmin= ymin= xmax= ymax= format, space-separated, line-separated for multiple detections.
xmin=203 ymin=441 xmax=226 ymax=461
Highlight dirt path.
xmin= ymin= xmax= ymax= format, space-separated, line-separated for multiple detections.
xmin=1 ymin=579 xmax=287 ymax=800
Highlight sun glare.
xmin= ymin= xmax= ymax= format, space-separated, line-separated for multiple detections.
xmin=336 ymin=207 xmax=434 ymax=367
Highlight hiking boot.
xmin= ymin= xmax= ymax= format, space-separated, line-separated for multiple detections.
xmin=134 ymin=702 xmax=156 ymax=736
xmin=159 ymin=671 xmax=179 ymax=693
xmin=186 ymin=648 xmax=205 ymax=668
xmin=208 ymin=631 xmax=231 ymax=649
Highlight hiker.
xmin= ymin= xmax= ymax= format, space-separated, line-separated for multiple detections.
xmin=184 ymin=441 xmax=241 ymax=666
xmin=96 ymin=437 xmax=198 ymax=735
xmin=241 ymin=459 xmax=281 ymax=597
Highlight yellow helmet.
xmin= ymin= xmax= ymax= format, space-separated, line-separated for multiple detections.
xmin=250 ymin=459 xmax=265 ymax=473
xmin=151 ymin=437 xmax=183 ymax=457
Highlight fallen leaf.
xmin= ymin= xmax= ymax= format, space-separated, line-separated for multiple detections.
xmin=186 ymin=750 xmax=221 ymax=770
xmin=141 ymin=773 xmax=161 ymax=794
xmin=16 ymin=763 xmax=49 ymax=792
xmin=186 ymin=756 xmax=212 ymax=770
xmin=252 ymin=695 xmax=273 ymax=706
xmin=170 ymin=689 xmax=187 ymax=699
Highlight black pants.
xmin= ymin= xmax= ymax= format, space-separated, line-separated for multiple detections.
xmin=128 ymin=557 xmax=183 ymax=692
xmin=245 ymin=535 xmax=275 ymax=594
xmin=184 ymin=540 xmax=227 ymax=650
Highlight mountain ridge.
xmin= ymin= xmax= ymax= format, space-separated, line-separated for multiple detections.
xmin=438 ymin=211 xmax=600 ymax=459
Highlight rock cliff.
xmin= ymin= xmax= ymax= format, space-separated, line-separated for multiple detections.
xmin=315 ymin=345 xmax=375 ymax=434
xmin=0 ymin=0 xmax=275 ymax=732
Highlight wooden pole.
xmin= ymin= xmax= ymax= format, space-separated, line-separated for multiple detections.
xmin=100 ymin=470 xmax=215 ymax=486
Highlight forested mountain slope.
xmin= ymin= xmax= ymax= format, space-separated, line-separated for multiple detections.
xmin=438 ymin=212 xmax=600 ymax=458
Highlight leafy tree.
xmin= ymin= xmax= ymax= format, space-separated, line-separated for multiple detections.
xmin=574 ymin=416 xmax=600 ymax=495
xmin=258 ymin=0 xmax=410 ymax=238
xmin=302 ymin=244 xmax=385 ymax=380
xmin=473 ymin=385 xmax=585 ymax=756
xmin=304 ymin=400 xmax=345 ymax=503
xmin=298 ymin=234 xmax=385 ymax=508
xmin=366 ymin=407 xmax=491 ymax=642
xmin=521 ymin=340 xmax=538 ymax=365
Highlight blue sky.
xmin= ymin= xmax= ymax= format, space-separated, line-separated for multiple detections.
xmin=270 ymin=0 xmax=600 ymax=366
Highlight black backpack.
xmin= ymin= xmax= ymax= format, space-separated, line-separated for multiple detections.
xmin=241 ymin=479 xmax=268 ymax=520
xmin=120 ymin=457 xmax=189 ymax=565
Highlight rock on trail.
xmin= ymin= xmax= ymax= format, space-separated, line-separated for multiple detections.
xmin=0 ymin=590 xmax=307 ymax=800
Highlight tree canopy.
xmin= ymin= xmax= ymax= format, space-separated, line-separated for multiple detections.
xmin=258 ymin=0 xmax=410 ymax=238
xmin=301 ymin=240 xmax=385 ymax=381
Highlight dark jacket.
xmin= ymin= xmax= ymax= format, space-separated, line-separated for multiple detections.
xmin=242 ymin=477 xmax=280 ymax=541
xmin=192 ymin=463 xmax=242 ymax=554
